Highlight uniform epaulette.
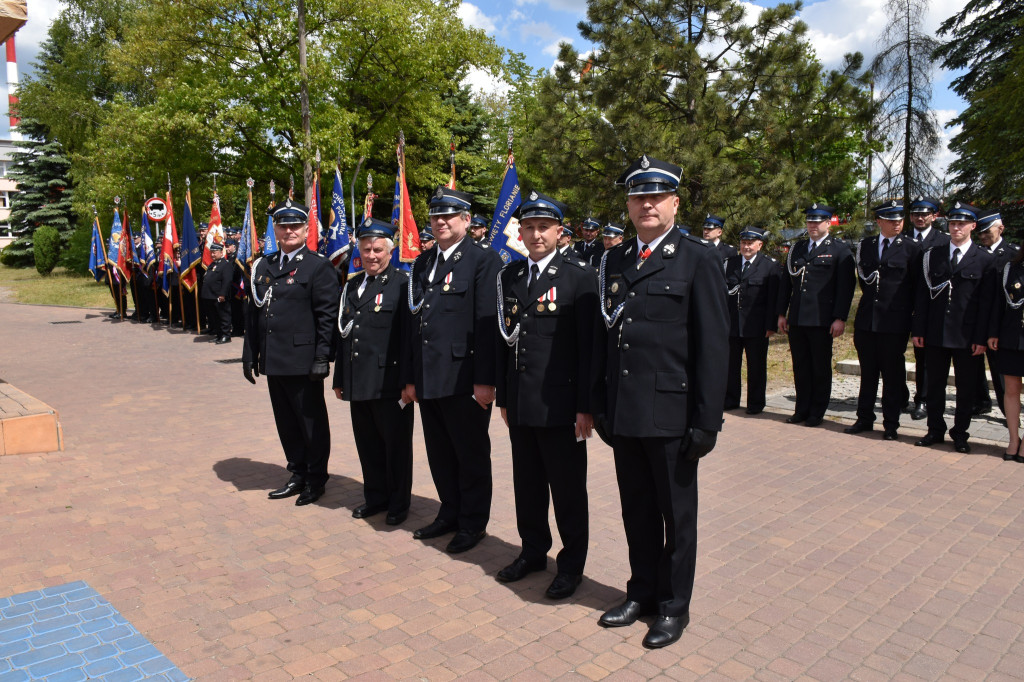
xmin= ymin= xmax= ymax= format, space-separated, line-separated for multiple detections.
xmin=683 ymin=234 xmax=712 ymax=247
xmin=769 ymin=256 xmax=778 ymax=263
xmin=562 ymin=256 xmax=590 ymax=270
xmin=476 ymin=241 xmax=490 ymax=250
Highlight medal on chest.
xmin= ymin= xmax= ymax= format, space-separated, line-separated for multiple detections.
xmin=443 ymin=272 xmax=453 ymax=292
xmin=537 ymin=286 xmax=557 ymax=312
xmin=374 ymin=292 xmax=383 ymax=312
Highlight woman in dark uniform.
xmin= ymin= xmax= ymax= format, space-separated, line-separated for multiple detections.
xmin=988 ymin=249 xmax=1024 ymax=462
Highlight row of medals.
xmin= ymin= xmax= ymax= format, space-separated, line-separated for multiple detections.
xmin=502 ymin=300 xmax=558 ymax=329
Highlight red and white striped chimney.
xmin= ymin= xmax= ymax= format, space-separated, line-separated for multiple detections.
xmin=6 ymin=36 xmax=19 ymax=141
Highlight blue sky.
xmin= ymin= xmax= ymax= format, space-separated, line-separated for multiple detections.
xmin=7 ymin=0 xmax=966 ymax=176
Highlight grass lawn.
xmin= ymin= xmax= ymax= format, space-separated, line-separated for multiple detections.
xmin=0 ymin=265 xmax=116 ymax=309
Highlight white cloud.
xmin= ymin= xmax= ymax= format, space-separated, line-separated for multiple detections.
xmin=932 ymin=108 xmax=960 ymax=181
xmin=457 ymin=2 xmax=497 ymax=34
xmin=514 ymin=0 xmax=589 ymax=12
xmin=462 ymin=66 xmax=510 ymax=99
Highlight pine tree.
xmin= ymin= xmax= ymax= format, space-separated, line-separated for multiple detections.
xmin=1 ymin=118 xmax=75 ymax=267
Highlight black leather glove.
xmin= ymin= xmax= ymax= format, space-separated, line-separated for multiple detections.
xmin=593 ymin=414 xmax=613 ymax=446
xmin=681 ymin=428 xmax=717 ymax=461
xmin=243 ymin=362 xmax=256 ymax=384
xmin=309 ymin=356 xmax=330 ymax=381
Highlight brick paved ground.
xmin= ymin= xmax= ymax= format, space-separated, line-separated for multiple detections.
xmin=3 ymin=300 xmax=1024 ymax=681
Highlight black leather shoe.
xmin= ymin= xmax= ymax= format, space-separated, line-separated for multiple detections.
xmin=216 ymin=335 xmax=231 ymax=344
xmin=883 ymin=429 xmax=899 ymax=441
xmin=413 ymin=519 xmax=457 ymax=540
xmin=268 ymin=480 xmax=304 ymax=499
xmin=598 ymin=600 xmax=653 ymax=628
xmin=785 ymin=413 xmax=808 ymax=424
xmin=804 ymin=416 xmax=824 ymax=427
xmin=385 ymin=510 xmax=408 ymax=526
xmin=972 ymin=401 xmax=992 ymax=416
xmin=1014 ymin=454 xmax=1024 ymax=464
xmin=446 ymin=530 xmax=486 ymax=554
xmin=545 ymin=573 xmax=582 ymax=599
xmin=844 ymin=421 xmax=873 ymax=434
xmin=352 ymin=503 xmax=387 ymax=519
xmin=723 ymin=403 xmax=740 ymax=411
xmin=295 ymin=486 xmax=324 ymax=506
xmin=915 ymin=433 xmax=943 ymax=447
xmin=642 ymin=615 xmax=689 ymax=649
xmin=496 ymin=557 xmax=546 ymax=583
xmin=745 ymin=407 xmax=764 ymax=415
xmin=910 ymin=402 xmax=927 ymax=420
xmin=953 ymin=439 xmax=971 ymax=454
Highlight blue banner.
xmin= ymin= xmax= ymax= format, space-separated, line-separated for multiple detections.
xmin=324 ymin=169 xmax=351 ymax=266
xmin=89 ymin=219 xmax=106 ymax=282
xmin=487 ymin=157 xmax=527 ymax=264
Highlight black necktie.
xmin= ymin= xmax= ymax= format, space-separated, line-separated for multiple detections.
xmin=741 ymin=260 xmax=750 ymax=274
xmin=881 ymin=238 xmax=890 ymax=258
xmin=530 ymin=264 xmax=540 ymax=286
xmin=951 ymin=248 xmax=960 ymax=269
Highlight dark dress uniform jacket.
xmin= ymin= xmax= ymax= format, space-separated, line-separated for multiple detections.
xmin=496 ymin=252 xmax=599 ymax=426
xmin=334 ymin=267 xmax=411 ymax=401
xmin=595 ymin=231 xmax=730 ymax=437
xmin=725 ymin=254 xmax=780 ymax=338
xmin=912 ymin=244 xmax=996 ymax=348
xmin=990 ymin=240 xmax=1020 ymax=270
xmin=989 ymin=260 xmax=1024 ymax=350
xmin=200 ymin=258 xmax=234 ymax=300
xmin=573 ymin=239 xmax=604 ymax=268
xmin=404 ymin=238 xmax=502 ymax=398
xmin=243 ymin=246 xmax=339 ymax=375
xmin=779 ymin=236 xmax=856 ymax=326
xmin=854 ymin=235 xmax=922 ymax=334
xmin=715 ymin=241 xmax=738 ymax=264
xmin=906 ymin=227 xmax=950 ymax=251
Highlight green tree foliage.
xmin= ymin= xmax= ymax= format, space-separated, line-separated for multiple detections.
xmin=17 ymin=0 xmax=528 ymax=231
xmin=510 ymin=0 xmax=874 ymax=240
xmin=934 ymin=0 xmax=1024 ymax=200
xmin=2 ymin=118 xmax=76 ymax=267
xmin=32 ymin=226 xmax=62 ymax=275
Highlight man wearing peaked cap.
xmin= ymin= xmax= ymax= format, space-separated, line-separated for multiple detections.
xmin=243 ymin=199 xmax=339 ymax=507
xmin=593 ymin=155 xmax=728 ymax=649
xmin=973 ymin=209 xmax=1019 ymax=418
xmin=602 ymin=222 xmax=624 ymax=250
xmin=777 ymin=203 xmax=856 ymax=427
xmin=469 ymin=214 xmax=489 ymax=244
xmin=333 ymin=217 xmax=414 ymax=525
xmin=403 ymin=186 xmax=503 ymax=554
xmin=574 ymin=217 xmax=604 ymax=267
xmin=558 ymin=223 xmax=575 ymax=257
xmin=723 ymin=226 xmax=781 ymax=415
xmin=494 ymin=189 xmax=598 ymax=600
xmin=703 ymin=214 xmax=737 ymax=264
xmin=418 ymin=228 xmax=435 ymax=251
xmin=846 ymin=200 xmax=922 ymax=441
xmin=200 ymin=240 xmax=234 ymax=344
xmin=912 ymin=201 xmax=996 ymax=454
xmin=904 ymin=196 xmax=950 ymax=420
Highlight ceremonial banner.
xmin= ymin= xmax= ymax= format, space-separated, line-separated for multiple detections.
xmin=324 ymin=168 xmax=351 ymax=266
xmin=201 ymin=192 xmax=225 ymax=268
xmin=178 ymin=189 xmax=202 ymax=292
xmin=487 ymin=150 xmax=527 ymax=264
xmin=307 ymin=169 xmax=322 ymax=252
xmin=391 ymin=131 xmax=420 ymax=268
xmin=88 ymin=216 xmax=106 ymax=282
xmin=106 ymin=209 xmax=132 ymax=282
xmin=238 ymin=179 xmax=259 ymax=269
xmin=158 ymin=193 xmax=179 ymax=296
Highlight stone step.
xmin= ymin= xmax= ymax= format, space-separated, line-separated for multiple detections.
xmin=0 ymin=381 xmax=63 ymax=455
xmin=836 ymin=359 xmax=994 ymax=389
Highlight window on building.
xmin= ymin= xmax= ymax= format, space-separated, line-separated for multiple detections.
xmin=0 ymin=161 xmax=7 ymax=177
xmin=0 ymin=191 xmax=9 ymax=209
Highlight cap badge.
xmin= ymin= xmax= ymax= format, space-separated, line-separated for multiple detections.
xmin=891 ymin=200 xmax=897 ymax=207
xmin=955 ymin=202 xmax=961 ymax=209
xmin=640 ymin=155 xmax=650 ymax=169
xmin=529 ymin=191 xmax=538 ymax=201
xmin=285 ymin=199 xmax=292 ymax=208
xmin=435 ymin=187 xmax=444 ymax=199
xmin=811 ymin=203 xmax=818 ymax=209
xmin=363 ymin=217 xmax=371 ymax=227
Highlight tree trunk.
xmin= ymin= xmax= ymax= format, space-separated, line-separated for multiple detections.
xmin=297 ymin=0 xmax=313 ymax=204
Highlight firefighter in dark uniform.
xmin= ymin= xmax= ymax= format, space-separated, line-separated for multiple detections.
xmin=987 ymin=247 xmax=1024 ymax=462
xmin=973 ymin=210 xmax=1018 ymax=417
xmin=703 ymin=214 xmax=737 ymax=265
xmin=200 ymin=241 xmax=234 ymax=344
xmin=557 ymin=223 xmax=575 ymax=257
xmin=573 ymin=217 xmax=604 ymax=267
xmin=845 ymin=201 xmax=922 ymax=440
xmin=911 ymin=202 xmax=996 ymax=454
xmin=419 ymin=229 xmax=435 ymax=252
xmin=402 ymin=187 xmax=503 ymax=554
xmin=723 ymin=226 xmax=780 ymax=415
xmin=333 ymin=218 xmax=414 ymax=525
xmin=225 ymin=229 xmax=246 ymax=336
xmin=777 ymin=203 xmax=856 ymax=427
xmin=602 ymin=222 xmax=625 ymax=251
xmin=243 ymin=200 xmax=339 ymax=506
xmin=470 ymin=214 xmax=490 ymax=244
xmin=493 ymin=191 xmax=598 ymax=600
xmin=906 ymin=196 xmax=950 ymax=420
xmin=593 ymin=155 xmax=729 ymax=649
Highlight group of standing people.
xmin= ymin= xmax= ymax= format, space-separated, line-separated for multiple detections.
xmin=242 ymin=155 xmax=727 ymax=649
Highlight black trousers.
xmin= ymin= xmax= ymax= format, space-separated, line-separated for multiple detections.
xmin=419 ymin=395 xmax=492 ymax=533
xmin=788 ymin=325 xmax=833 ymax=420
xmin=975 ymin=349 xmax=1005 ymax=416
xmin=231 ymin=296 xmax=246 ymax=336
xmin=726 ymin=335 xmax=769 ymax=411
xmin=925 ymin=346 xmax=982 ymax=441
xmin=913 ymin=345 xmax=928 ymax=405
xmin=508 ymin=424 xmax=588 ymax=575
xmin=853 ymin=330 xmax=911 ymax=430
xmin=267 ymin=375 xmax=331 ymax=488
xmin=611 ymin=435 xmax=698 ymax=618
xmin=350 ymin=398 xmax=414 ymax=514
xmin=202 ymin=299 xmax=231 ymax=337
xmin=133 ymin=283 xmax=157 ymax=321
